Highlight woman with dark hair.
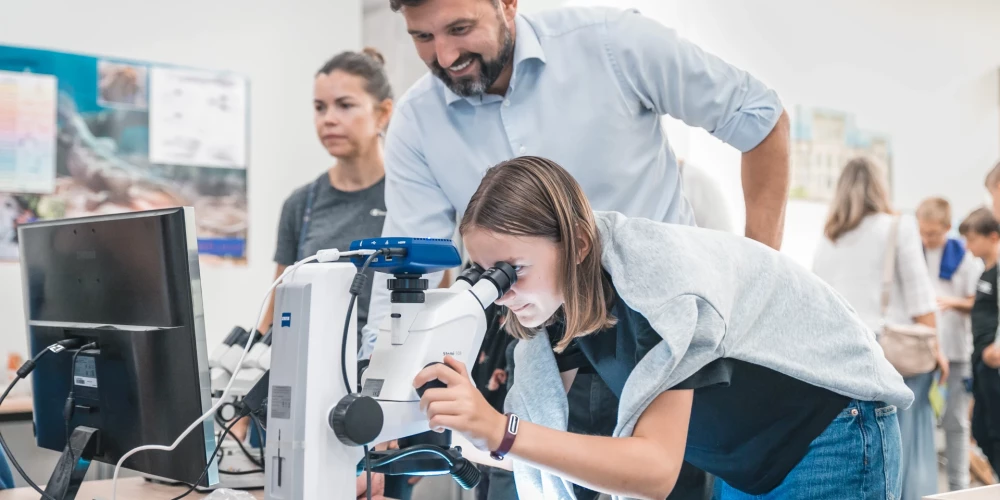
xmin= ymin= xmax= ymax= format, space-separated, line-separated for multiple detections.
xmin=259 ymin=47 xmax=393 ymax=338
xmin=257 ymin=48 xmax=396 ymax=499
xmin=412 ymin=156 xmax=910 ymax=499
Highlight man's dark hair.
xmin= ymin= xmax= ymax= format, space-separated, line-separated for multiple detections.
xmin=959 ymin=207 xmax=1000 ymax=237
xmin=316 ymin=48 xmax=393 ymax=102
xmin=389 ymin=0 xmax=427 ymax=11
xmin=390 ymin=0 xmax=498 ymax=11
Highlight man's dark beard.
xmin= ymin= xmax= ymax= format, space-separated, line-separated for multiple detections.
xmin=430 ymin=22 xmax=514 ymax=97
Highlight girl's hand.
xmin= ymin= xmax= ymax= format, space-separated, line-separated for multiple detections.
xmin=413 ymin=355 xmax=506 ymax=452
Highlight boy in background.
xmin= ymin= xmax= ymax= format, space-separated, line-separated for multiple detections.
xmin=917 ymin=197 xmax=982 ymax=490
xmin=959 ymin=207 xmax=1000 ymax=475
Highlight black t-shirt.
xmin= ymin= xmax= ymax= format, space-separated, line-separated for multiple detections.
xmin=971 ymin=265 xmax=999 ymax=365
xmin=554 ymin=294 xmax=849 ymax=495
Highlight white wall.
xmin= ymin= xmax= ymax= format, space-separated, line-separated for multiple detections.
xmin=0 ymin=0 xmax=362 ymax=360
xmin=575 ymin=0 xmax=1000 ymax=267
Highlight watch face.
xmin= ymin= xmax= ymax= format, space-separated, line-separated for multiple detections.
xmin=507 ymin=414 xmax=519 ymax=435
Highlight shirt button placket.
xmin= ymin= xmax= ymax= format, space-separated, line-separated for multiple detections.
xmin=501 ymin=94 xmax=520 ymax=156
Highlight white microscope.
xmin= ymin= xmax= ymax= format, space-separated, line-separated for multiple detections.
xmin=204 ymin=327 xmax=270 ymax=490
xmin=264 ymin=238 xmax=515 ymax=499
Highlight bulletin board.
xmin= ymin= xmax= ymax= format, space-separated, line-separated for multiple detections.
xmin=0 ymin=44 xmax=249 ymax=264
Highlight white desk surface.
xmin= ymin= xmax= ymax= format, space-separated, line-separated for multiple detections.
xmin=924 ymin=484 xmax=1000 ymax=499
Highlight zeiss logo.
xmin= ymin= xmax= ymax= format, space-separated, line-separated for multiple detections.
xmin=281 ymin=313 xmax=291 ymax=327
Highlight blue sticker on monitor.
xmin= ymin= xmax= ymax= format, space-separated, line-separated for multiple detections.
xmin=280 ymin=313 xmax=291 ymax=327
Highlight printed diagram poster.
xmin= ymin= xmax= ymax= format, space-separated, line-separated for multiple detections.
xmin=0 ymin=45 xmax=250 ymax=263
xmin=0 ymin=70 xmax=57 ymax=194
xmin=149 ymin=67 xmax=248 ymax=169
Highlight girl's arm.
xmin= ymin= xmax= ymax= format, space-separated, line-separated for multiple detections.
xmin=415 ymin=356 xmax=690 ymax=500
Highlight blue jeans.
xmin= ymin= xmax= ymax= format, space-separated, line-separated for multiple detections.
xmin=897 ymin=373 xmax=937 ymax=500
xmin=714 ymin=400 xmax=901 ymax=499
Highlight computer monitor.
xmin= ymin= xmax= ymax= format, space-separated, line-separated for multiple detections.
xmin=18 ymin=207 xmax=218 ymax=488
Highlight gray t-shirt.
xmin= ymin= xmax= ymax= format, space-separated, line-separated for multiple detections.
xmin=274 ymin=173 xmax=387 ymax=334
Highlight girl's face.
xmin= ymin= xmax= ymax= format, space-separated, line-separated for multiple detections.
xmin=464 ymin=227 xmax=564 ymax=328
xmin=313 ymin=70 xmax=389 ymax=160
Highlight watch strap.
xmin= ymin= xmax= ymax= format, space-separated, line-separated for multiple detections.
xmin=490 ymin=413 xmax=519 ymax=461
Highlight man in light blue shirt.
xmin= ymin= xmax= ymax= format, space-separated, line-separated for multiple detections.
xmin=361 ymin=0 xmax=790 ymax=359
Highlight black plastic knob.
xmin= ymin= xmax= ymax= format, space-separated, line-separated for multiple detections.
xmin=482 ymin=262 xmax=517 ymax=296
xmin=415 ymin=362 xmax=450 ymax=398
xmin=330 ymin=393 xmax=384 ymax=447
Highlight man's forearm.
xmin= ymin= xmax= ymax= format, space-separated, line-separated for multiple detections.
xmin=741 ymin=110 xmax=790 ymax=250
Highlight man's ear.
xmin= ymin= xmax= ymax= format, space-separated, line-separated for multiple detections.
xmin=574 ymin=225 xmax=592 ymax=265
xmin=499 ymin=0 xmax=518 ymax=23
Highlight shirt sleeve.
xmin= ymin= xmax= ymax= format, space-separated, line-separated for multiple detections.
xmin=670 ymin=358 xmax=733 ymax=390
xmin=963 ymin=253 xmax=984 ymax=297
xmin=894 ymin=216 xmax=938 ymax=319
xmin=273 ymin=193 xmax=301 ymax=266
xmin=359 ymin=103 xmax=456 ymax=359
xmin=604 ymin=8 xmax=783 ymax=153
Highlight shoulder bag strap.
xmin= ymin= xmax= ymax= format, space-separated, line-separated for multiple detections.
xmin=881 ymin=215 xmax=902 ymax=319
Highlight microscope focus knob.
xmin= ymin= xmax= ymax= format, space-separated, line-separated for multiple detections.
xmin=415 ymin=362 xmax=450 ymax=398
xmin=330 ymin=393 xmax=384 ymax=447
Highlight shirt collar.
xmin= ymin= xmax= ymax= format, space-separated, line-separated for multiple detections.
xmin=443 ymin=13 xmax=546 ymax=106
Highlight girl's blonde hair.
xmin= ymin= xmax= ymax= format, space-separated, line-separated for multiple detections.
xmin=824 ymin=157 xmax=894 ymax=242
xmin=459 ymin=156 xmax=616 ymax=352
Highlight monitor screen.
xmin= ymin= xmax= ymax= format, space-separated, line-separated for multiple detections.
xmin=18 ymin=207 xmax=217 ymax=487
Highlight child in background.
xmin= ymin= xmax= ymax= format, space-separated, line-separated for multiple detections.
xmin=959 ymin=207 xmax=1000 ymax=475
xmin=917 ymin=197 xmax=982 ymax=491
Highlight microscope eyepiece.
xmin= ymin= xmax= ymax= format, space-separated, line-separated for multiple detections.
xmin=455 ymin=264 xmax=485 ymax=286
xmin=482 ymin=262 xmax=517 ymax=296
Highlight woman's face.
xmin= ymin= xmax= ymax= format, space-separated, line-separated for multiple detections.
xmin=464 ymin=227 xmax=564 ymax=328
xmin=313 ymin=70 xmax=389 ymax=159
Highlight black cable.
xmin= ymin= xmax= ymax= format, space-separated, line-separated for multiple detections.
xmin=169 ymin=416 xmax=242 ymax=500
xmin=364 ymin=445 xmax=372 ymax=500
xmin=249 ymin=413 xmax=265 ymax=466
xmin=0 ymin=341 xmax=85 ymax=500
xmin=368 ymin=445 xmax=456 ymax=468
xmin=341 ymin=294 xmax=360 ymax=395
xmin=213 ymin=409 xmax=262 ymax=469
xmin=64 ymin=344 xmax=98 ymax=444
xmin=231 ymin=426 xmax=263 ymax=469
xmin=249 ymin=411 xmax=266 ymax=433
xmin=219 ymin=469 xmax=264 ymax=476
xmin=342 ymin=250 xmax=383 ymax=396
xmin=342 ymin=250 xmax=384 ymax=500
xmin=0 ymin=378 xmax=57 ymax=500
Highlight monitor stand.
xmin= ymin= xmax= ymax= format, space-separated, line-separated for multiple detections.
xmin=44 ymin=426 xmax=99 ymax=500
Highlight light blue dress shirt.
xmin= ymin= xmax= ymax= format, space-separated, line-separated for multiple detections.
xmin=360 ymin=7 xmax=783 ymax=357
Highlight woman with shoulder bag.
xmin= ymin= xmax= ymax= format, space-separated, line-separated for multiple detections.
xmin=812 ymin=157 xmax=947 ymax=500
